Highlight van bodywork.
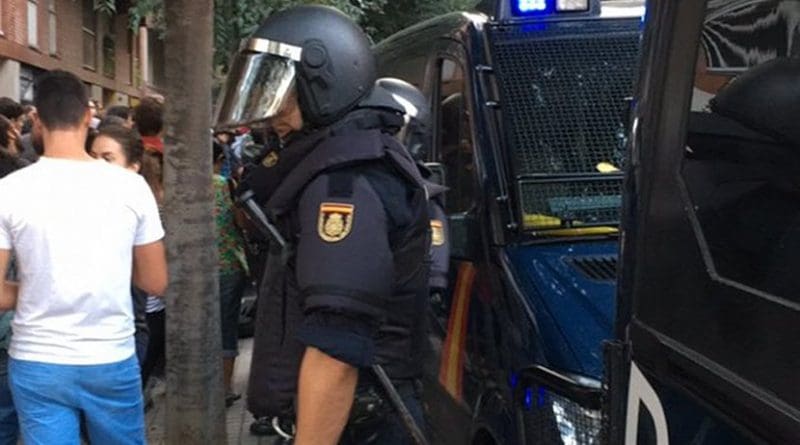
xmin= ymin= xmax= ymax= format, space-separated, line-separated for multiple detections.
xmin=608 ymin=1 xmax=800 ymax=444
xmin=375 ymin=2 xmax=642 ymax=443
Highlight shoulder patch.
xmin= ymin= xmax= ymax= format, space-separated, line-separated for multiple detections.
xmin=318 ymin=203 xmax=355 ymax=243
xmin=261 ymin=150 xmax=280 ymax=168
xmin=431 ymin=220 xmax=445 ymax=246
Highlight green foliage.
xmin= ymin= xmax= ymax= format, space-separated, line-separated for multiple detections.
xmin=362 ymin=0 xmax=480 ymax=41
xmin=94 ymin=0 xmax=118 ymax=15
xmin=212 ymin=0 xmax=390 ymax=70
xmin=129 ymin=0 xmax=165 ymax=32
xmin=107 ymin=0 xmax=479 ymax=71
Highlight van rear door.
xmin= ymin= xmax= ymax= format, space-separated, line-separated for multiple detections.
xmin=615 ymin=1 xmax=800 ymax=443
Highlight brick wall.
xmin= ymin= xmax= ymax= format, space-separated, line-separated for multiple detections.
xmin=0 ymin=0 xmax=145 ymax=101
xmin=3 ymin=0 xmax=28 ymax=45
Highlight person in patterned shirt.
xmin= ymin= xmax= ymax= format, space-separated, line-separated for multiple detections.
xmin=213 ymin=141 xmax=249 ymax=407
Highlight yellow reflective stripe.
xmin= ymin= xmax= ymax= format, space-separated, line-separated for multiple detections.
xmin=438 ymin=262 xmax=476 ymax=401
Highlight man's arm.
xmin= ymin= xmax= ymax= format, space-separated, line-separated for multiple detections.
xmin=133 ymin=240 xmax=168 ymax=296
xmin=0 ymin=249 xmax=17 ymax=311
xmin=292 ymin=171 xmax=394 ymax=442
xmin=294 ymin=347 xmax=359 ymax=445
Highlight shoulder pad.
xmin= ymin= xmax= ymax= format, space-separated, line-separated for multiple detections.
xmin=266 ymin=130 xmax=385 ymax=212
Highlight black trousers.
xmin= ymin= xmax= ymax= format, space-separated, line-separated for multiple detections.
xmin=141 ymin=309 xmax=165 ymax=386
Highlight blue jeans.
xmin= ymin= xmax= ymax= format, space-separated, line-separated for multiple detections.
xmin=0 ymin=349 xmax=18 ymax=445
xmin=9 ymin=355 xmax=144 ymax=445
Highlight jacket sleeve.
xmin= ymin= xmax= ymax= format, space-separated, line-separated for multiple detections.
xmin=293 ymin=170 xmax=393 ymax=367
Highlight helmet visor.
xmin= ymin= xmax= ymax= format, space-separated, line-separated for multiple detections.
xmin=215 ymin=51 xmax=297 ymax=130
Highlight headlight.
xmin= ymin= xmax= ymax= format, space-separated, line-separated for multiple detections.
xmin=521 ymin=390 xmax=602 ymax=445
xmin=551 ymin=394 xmax=602 ymax=445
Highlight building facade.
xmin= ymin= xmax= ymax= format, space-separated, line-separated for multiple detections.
xmin=0 ymin=0 xmax=160 ymax=107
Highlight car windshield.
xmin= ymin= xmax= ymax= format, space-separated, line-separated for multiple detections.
xmin=488 ymin=17 xmax=641 ymax=232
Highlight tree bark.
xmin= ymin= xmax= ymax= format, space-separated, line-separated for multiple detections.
xmin=162 ymin=0 xmax=225 ymax=442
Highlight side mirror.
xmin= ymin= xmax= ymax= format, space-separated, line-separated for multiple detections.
xmin=423 ymin=162 xmax=446 ymax=188
xmin=449 ymin=212 xmax=480 ymax=261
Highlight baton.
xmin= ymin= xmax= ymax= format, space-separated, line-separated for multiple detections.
xmin=236 ymin=189 xmax=295 ymax=266
xmin=236 ymin=189 xmax=287 ymax=249
xmin=371 ymin=364 xmax=430 ymax=445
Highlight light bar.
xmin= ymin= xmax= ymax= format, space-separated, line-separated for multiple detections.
xmin=514 ymin=0 xmax=591 ymax=16
xmin=556 ymin=0 xmax=589 ymax=11
xmin=518 ymin=0 xmax=548 ymax=12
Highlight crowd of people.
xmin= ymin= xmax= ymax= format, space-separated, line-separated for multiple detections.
xmin=0 ymin=69 xmax=251 ymax=444
xmin=0 ymin=5 xmax=448 ymax=445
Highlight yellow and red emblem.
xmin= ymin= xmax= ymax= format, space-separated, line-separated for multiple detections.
xmin=430 ymin=220 xmax=445 ymax=246
xmin=318 ymin=202 xmax=355 ymax=243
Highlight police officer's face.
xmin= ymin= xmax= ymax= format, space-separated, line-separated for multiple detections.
xmin=267 ymin=91 xmax=303 ymax=139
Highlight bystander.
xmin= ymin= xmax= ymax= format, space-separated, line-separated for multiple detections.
xmin=0 ymin=114 xmax=25 ymax=445
xmin=89 ymin=124 xmax=151 ymax=366
xmin=0 ymin=70 xmax=167 ymax=444
xmin=134 ymin=97 xmax=168 ymax=394
xmin=213 ymin=142 xmax=248 ymax=407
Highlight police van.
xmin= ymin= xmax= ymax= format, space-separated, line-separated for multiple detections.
xmin=608 ymin=0 xmax=800 ymax=443
xmin=375 ymin=0 xmax=643 ymax=443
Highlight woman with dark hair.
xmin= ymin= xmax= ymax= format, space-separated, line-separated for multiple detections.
xmin=88 ymin=124 xmax=150 ymax=369
xmin=0 ymin=113 xmax=24 ymax=445
xmin=137 ymin=144 xmax=166 ymax=397
xmin=0 ymin=115 xmax=27 ymax=178
xmin=89 ymin=124 xmax=144 ymax=172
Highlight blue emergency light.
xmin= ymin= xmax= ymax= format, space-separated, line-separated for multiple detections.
xmin=512 ymin=0 xmax=590 ymax=16
xmin=518 ymin=0 xmax=549 ymax=12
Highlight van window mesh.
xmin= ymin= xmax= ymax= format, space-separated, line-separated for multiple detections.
xmin=519 ymin=178 xmax=623 ymax=228
xmin=488 ymin=19 xmax=641 ymax=229
xmin=489 ymin=20 xmax=641 ymax=175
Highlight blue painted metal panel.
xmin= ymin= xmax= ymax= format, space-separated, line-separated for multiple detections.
xmin=504 ymin=241 xmax=617 ymax=378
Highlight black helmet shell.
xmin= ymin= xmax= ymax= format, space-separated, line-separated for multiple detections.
xmin=376 ymin=78 xmax=432 ymax=160
xmin=711 ymin=58 xmax=800 ymax=147
xmin=376 ymin=78 xmax=432 ymax=129
xmin=253 ymin=6 xmax=376 ymax=127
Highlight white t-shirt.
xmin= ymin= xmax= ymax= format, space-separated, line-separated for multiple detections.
xmin=0 ymin=157 xmax=164 ymax=365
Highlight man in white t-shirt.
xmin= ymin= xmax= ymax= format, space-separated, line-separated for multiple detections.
xmin=0 ymin=70 xmax=167 ymax=444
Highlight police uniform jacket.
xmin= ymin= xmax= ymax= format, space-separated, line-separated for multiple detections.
xmin=245 ymin=109 xmax=431 ymax=419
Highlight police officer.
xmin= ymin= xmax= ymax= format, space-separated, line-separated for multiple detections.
xmin=376 ymin=78 xmax=450 ymax=295
xmin=215 ymin=6 xmax=430 ymax=445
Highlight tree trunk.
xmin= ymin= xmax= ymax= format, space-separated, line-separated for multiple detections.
xmin=162 ymin=0 xmax=226 ymax=442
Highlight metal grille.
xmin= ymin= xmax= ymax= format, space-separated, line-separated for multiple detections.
xmin=568 ymin=256 xmax=618 ymax=281
xmin=521 ymin=390 xmax=602 ymax=444
xmin=520 ymin=179 xmax=622 ymax=228
xmin=489 ymin=19 xmax=641 ymax=175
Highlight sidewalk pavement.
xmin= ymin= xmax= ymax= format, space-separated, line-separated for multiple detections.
xmin=146 ymin=338 xmax=280 ymax=445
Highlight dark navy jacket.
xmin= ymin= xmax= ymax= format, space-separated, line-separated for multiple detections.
xmin=246 ymin=110 xmax=431 ymax=418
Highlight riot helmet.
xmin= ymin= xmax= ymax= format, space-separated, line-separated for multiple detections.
xmin=215 ymin=6 xmax=377 ymax=130
xmin=376 ymin=78 xmax=432 ymax=161
xmin=711 ymin=57 xmax=800 ymax=147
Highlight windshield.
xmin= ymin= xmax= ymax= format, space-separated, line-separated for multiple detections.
xmin=488 ymin=18 xmax=641 ymax=232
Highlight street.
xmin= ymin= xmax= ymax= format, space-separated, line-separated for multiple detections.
xmin=146 ymin=337 xmax=280 ymax=445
